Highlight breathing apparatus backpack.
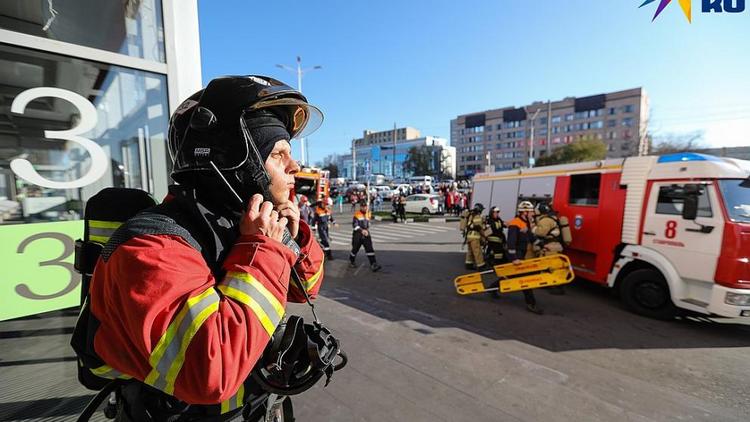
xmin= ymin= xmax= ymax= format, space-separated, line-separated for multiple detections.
xmin=71 ymin=187 xmax=158 ymax=391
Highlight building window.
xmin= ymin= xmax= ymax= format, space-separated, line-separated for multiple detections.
xmin=539 ymin=117 xmax=548 ymax=125
xmin=590 ymin=120 xmax=604 ymax=129
xmin=622 ymin=117 xmax=634 ymax=127
xmin=0 ymin=44 xmax=170 ymax=224
xmin=607 ymin=119 xmax=617 ymax=128
xmin=565 ymin=113 xmax=574 ymax=121
xmin=552 ymin=115 xmax=561 ymax=123
xmin=569 ymin=173 xmax=601 ymax=206
xmin=609 ymin=107 xmax=616 ymax=115
xmin=0 ymin=0 xmax=167 ymax=63
xmin=623 ymin=104 xmax=635 ymax=113
xmin=607 ymin=131 xmax=616 ymax=140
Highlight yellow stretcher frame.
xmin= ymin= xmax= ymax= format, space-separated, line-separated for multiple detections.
xmin=454 ymin=254 xmax=575 ymax=295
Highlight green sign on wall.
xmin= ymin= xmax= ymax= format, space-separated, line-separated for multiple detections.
xmin=0 ymin=220 xmax=84 ymax=321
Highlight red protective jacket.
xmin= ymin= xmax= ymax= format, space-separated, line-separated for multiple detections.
xmin=88 ymin=211 xmax=324 ymax=407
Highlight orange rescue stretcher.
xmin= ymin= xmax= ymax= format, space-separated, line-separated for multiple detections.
xmin=454 ymin=254 xmax=575 ymax=295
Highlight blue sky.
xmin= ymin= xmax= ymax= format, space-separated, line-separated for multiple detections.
xmin=198 ymin=0 xmax=750 ymax=164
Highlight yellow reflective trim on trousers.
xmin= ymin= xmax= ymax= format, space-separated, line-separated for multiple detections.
xmin=145 ymin=288 xmax=217 ymax=385
xmin=220 ymin=383 xmax=245 ymax=414
xmin=89 ymin=220 xmax=123 ymax=229
xmin=217 ymin=285 xmax=276 ymax=336
xmin=303 ymin=258 xmax=324 ymax=291
xmin=162 ymin=300 xmax=220 ymax=394
xmin=225 ymin=272 xmax=284 ymax=317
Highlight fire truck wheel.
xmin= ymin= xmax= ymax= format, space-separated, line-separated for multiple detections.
xmin=620 ymin=269 xmax=677 ymax=320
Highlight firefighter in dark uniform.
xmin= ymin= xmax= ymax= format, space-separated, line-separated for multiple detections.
xmin=313 ymin=200 xmax=335 ymax=260
xmin=350 ymin=201 xmax=382 ymax=272
xmin=505 ymin=201 xmax=544 ymax=314
xmin=485 ymin=206 xmax=507 ymax=265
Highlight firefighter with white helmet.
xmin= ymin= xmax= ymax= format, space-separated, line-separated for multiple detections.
xmin=504 ymin=200 xmax=543 ymax=314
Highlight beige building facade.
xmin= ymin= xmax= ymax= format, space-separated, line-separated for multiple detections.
xmin=451 ymin=88 xmax=649 ymax=177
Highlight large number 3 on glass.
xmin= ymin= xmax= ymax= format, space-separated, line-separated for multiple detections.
xmin=11 ymin=87 xmax=108 ymax=189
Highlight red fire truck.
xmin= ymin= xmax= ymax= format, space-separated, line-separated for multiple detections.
xmin=471 ymin=153 xmax=750 ymax=319
xmin=294 ymin=167 xmax=330 ymax=204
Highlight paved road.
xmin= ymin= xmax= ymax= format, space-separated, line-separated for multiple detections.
xmin=1 ymin=220 xmax=749 ymax=421
xmin=292 ymin=220 xmax=750 ymax=421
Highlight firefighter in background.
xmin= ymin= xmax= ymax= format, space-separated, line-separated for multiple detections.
xmin=299 ymin=195 xmax=313 ymax=227
xmin=350 ymin=201 xmax=382 ymax=272
xmin=314 ymin=200 xmax=335 ymax=260
xmin=506 ymin=201 xmax=544 ymax=314
xmin=532 ymin=202 xmax=571 ymax=295
xmin=464 ymin=203 xmax=487 ymax=270
xmin=485 ymin=206 xmax=507 ymax=265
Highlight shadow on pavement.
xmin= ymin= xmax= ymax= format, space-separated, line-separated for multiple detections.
xmin=319 ymin=249 xmax=750 ymax=352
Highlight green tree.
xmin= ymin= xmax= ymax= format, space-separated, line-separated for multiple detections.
xmin=403 ymin=145 xmax=434 ymax=176
xmin=536 ymin=138 xmax=607 ymax=166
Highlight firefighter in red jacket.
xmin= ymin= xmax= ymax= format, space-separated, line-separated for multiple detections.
xmin=85 ymin=76 xmax=327 ymax=420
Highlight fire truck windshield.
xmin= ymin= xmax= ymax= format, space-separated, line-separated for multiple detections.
xmin=719 ymin=179 xmax=750 ymax=223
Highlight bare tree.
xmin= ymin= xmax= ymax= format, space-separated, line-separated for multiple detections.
xmin=650 ymin=130 xmax=705 ymax=154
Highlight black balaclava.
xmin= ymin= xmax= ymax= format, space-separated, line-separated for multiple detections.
xmin=192 ymin=109 xmax=291 ymax=216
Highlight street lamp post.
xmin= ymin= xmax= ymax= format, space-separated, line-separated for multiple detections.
xmin=527 ymin=108 xmax=541 ymax=168
xmin=276 ymin=56 xmax=322 ymax=166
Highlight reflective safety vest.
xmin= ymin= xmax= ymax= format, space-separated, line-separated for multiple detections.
xmin=487 ymin=217 xmax=506 ymax=244
xmin=353 ymin=210 xmax=371 ymax=232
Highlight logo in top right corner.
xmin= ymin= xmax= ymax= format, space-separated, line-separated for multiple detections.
xmin=639 ymin=0 xmax=746 ymax=23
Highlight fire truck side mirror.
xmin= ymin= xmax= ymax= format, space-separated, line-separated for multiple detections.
xmin=682 ymin=193 xmax=699 ymax=221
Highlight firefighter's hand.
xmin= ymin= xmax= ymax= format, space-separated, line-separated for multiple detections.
xmin=277 ymin=200 xmax=300 ymax=238
xmin=512 ymin=259 xmax=522 ymax=265
xmin=242 ymin=194 xmax=288 ymax=242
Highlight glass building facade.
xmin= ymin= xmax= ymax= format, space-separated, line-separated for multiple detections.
xmin=0 ymin=0 xmax=202 ymax=321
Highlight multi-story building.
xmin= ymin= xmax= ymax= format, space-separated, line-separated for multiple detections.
xmin=336 ymin=128 xmax=455 ymax=181
xmin=451 ymin=88 xmax=649 ymax=177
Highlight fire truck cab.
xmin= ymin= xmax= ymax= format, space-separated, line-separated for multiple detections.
xmin=294 ymin=167 xmax=330 ymax=204
xmin=471 ymin=153 xmax=750 ymax=319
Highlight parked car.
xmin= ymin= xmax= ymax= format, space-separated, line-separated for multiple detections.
xmin=393 ymin=184 xmax=411 ymax=195
xmin=404 ymin=194 xmax=441 ymax=214
xmin=374 ymin=185 xmax=393 ymax=199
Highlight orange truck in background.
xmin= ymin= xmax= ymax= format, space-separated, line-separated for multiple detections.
xmin=294 ymin=167 xmax=330 ymax=204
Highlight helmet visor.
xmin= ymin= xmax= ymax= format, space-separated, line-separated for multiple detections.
xmin=247 ymin=98 xmax=323 ymax=139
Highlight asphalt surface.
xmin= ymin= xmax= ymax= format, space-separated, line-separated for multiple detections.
xmin=291 ymin=220 xmax=750 ymax=421
xmin=1 ymin=219 xmax=749 ymax=421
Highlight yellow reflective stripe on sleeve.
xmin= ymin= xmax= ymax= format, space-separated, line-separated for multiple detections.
xmin=301 ymin=258 xmax=324 ymax=291
xmin=220 ymin=383 xmax=245 ymax=414
xmin=144 ymin=288 xmax=220 ymax=394
xmin=90 ymin=364 xmax=132 ymax=380
xmin=217 ymin=271 xmax=285 ymax=336
xmin=224 ymin=272 xmax=285 ymax=317
xmin=217 ymin=285 xmax=278 ymax=336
